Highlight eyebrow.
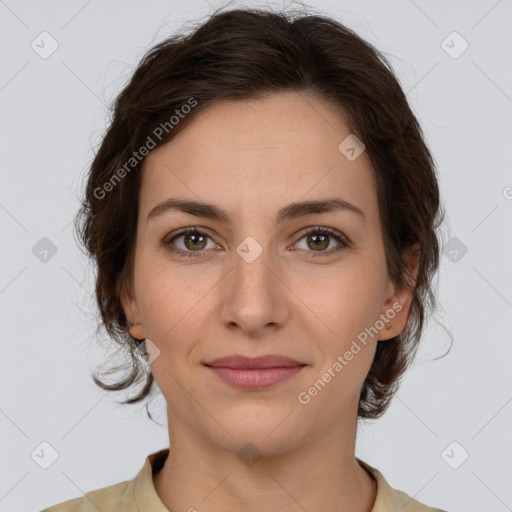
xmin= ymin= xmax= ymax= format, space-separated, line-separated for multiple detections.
xmin=147 ymin=197 xmax=366 ymax=224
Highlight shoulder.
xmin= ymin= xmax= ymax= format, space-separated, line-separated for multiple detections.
xmin=41 ymin=479 xmax=132 ymax=512
xmin=39 ymin=448 xmax=171 ymax=512
xmin=356 ymin=458 xmax=447 ymax=512
xmin=389 ymin=486 xmax=447 ymax=512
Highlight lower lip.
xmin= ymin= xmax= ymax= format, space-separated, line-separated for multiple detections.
xmin=205 ymin=365 xmax=305 ymax=390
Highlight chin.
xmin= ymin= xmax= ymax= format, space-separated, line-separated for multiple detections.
xmin=201 ymin=410 xmax=310 ymax=458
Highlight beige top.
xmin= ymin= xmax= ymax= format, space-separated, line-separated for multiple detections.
xmin=41 ymin=448 xmax=446 ymax=512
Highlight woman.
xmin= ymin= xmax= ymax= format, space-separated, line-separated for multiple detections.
xmin=41 ymin=6 xmax=447 ymax=512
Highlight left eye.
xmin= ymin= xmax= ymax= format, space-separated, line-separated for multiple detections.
xmin=292 ymin=227 xmax=349 ymax=257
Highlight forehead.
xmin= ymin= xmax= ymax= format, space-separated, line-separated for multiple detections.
xmin=139 ymin=92 xmax=377 ymax=225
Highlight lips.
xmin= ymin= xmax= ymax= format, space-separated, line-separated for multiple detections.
xmin=203 ymin=354 xmax=306 ymax=390
xmin=203 ymin=354 xmax=305 ymax=369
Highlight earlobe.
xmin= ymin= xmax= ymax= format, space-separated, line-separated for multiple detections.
xmin=378 ymin=296 xmax=408 ymax=341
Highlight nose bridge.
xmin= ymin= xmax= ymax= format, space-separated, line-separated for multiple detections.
xmin=232 ymin=234 xmax=275 ymax=295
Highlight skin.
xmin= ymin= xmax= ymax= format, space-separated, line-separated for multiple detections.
xmin=120 ymin=91 xmax=419 ymax=512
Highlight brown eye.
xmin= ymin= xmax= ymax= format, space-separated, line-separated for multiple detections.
xmin=306 ymin=232 xmax=329 ymax=251
xmin=165 ymin=228 xmax=218 ymax=258
xmin=293 ymin=227 xmax=349 ymax=258
xmin=182 ymin=231 xmax=208 ymax=251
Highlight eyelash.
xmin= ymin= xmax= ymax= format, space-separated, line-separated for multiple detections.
xmin=162 ymin=226 xmax=350 ymax=259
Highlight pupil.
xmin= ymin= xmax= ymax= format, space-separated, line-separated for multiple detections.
xmin=187 ymin=233 xmax=205 ymax=249
xmin=310 ymin=234 xmax=328 ymax=250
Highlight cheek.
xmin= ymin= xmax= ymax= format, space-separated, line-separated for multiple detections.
xmin=305 ymin=259 xmax=385 ymax=388
xmin=311 ymin=259 xmax=385 ymax=338
xmin=134 ymin=265 xmax=209 ymax=403
xmin=134 ymin=255 xmax=215 ymax=351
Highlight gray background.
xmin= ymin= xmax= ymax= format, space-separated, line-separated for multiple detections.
xmin=1 ymin=1 xmax=511 ymax=511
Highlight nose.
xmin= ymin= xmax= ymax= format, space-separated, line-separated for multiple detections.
xmin=218 ymin=241 xmax=290 ymax=338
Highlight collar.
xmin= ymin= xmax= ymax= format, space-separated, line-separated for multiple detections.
xmin=130 ymin=448 xmax=421 ymax=512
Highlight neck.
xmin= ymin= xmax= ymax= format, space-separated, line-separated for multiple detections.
xmin=153 ymin=410 xmax=377 ymax=512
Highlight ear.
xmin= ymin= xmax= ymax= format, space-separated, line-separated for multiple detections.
xmin=377 ymin=243 xmax=420 ymax=341
xmin=119 ymin=275 xmax=145 ymax=340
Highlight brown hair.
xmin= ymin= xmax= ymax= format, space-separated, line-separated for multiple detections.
xmin=75 ymin=5 xmax=447 ymax=421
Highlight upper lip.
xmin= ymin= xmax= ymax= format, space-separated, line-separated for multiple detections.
xmin=204 ymin=355 xmax=306 ymax=369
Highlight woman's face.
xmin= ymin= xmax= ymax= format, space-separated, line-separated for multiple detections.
xmin=122 ymin=91 xmax=415 ymax=454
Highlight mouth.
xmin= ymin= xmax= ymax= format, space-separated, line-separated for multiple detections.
xmin=203 ymin=354 xmax=306 ymax=390
xmin=204 ymin=354 xmax=305 ymax=369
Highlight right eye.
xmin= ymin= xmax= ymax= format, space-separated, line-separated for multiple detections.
xmin=164 ymin=227 xmax=221 ymax=258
